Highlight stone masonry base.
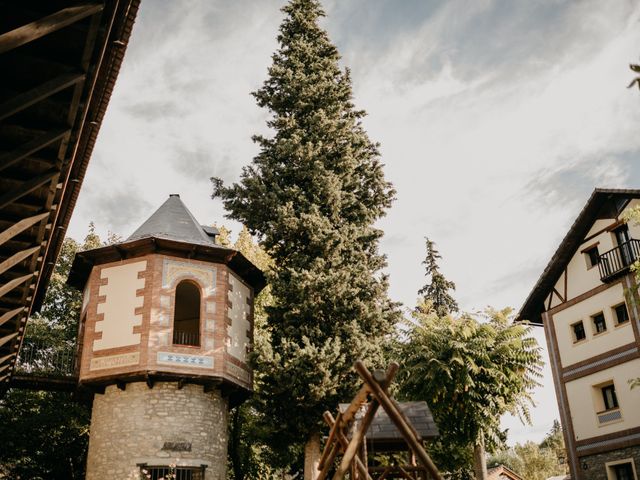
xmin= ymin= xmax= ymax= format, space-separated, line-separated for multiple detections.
xmin=85 ymin=382 xmax=229 ymax=480
xmin=578 ymin=445 xmax=640 ymax=480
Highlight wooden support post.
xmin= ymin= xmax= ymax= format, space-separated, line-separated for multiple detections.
xmin=321 ymin=412 xmax=373 ymax=480
xmin=355 ymin=361 xmax=443 ymax=480
xmin=332 ymin=364 xmax=398 ymax=480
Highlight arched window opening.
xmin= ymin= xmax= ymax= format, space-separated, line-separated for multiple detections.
xmin=173 ymin=281 xmax=200 ymax=346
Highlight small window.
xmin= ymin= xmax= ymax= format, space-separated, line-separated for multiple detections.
xmin=610 ymin=462 xmax=635 ymax=480
xmin=140 ymin=464 xmax=206 ymax=480
xmin=614 ymin=303 xmax=630 ymax=325
xmin=592 ymin=312 xmax=607 ymax=334
xmin=585 ymin=246 xmax=600 ymax=268
xmin=602 ymin=384 xmax=619 ymax=411
xmin=572 ymin=321 xmax=586 ymax=343
xmin=173 ymin=281 xmax=201 ymax=346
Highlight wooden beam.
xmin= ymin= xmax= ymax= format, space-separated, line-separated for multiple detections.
xmin=0 ymin=308 xmax=25 ymax=328
xmin=0 ymin=332 xmax=19 ymax=348
xmin=0 ymin=4 xmax=104 ymax=54
xmin=0 ymin=170 xmax=59 ymax=210
xmin=321 ymin=411 xmax=372 ymax=480
xmin=0 ymin=364 xmax=9 ymax=374
xmin=0 ymin=273 xmax=34 ymax=299
xmin=0 ymin=129 xmax=70 ymax=174
xmin=0 ymin=246 xmax=41 ymax=276
xmin=0 ymin=73 xmax=85 ymax=122
xmin=0 ymin=353 xmax=14 ymax=365
xmin=0 ymin=211 xmax=50 ymax=248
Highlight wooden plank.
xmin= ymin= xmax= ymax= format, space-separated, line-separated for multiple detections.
xmin=0 ymin=73 xmax=85 ymax=122
xmin=0 ymin=129 xmax=69 ymax=174
xmin=0 ymin=170 xmax=58 ymax=210
xmin=0 ymin=4 xmax=104 ymax=54
xmin=0 ymin=332 xmax=19 ymax=348
xmin=0 ymin=308 xmax=25 ymax=328
xmin=0 ymin=273 xmax=34 ymax=299
xmin=0 ymin=211 xmax=50 ymax=247
xmin=0 ymin=246 xmax=41 ymax=276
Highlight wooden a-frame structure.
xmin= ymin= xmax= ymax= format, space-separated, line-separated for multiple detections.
xmin=316 ymin=361 xmax=443 ymax=480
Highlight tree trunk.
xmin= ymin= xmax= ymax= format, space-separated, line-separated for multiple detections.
xmin=473 ymin=436 xmax=488 ymax=480
xmin=304 ymin=432 xmax=322 ymax=480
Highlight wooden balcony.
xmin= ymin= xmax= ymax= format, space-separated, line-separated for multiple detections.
xmin=598 ymin=239 xmax=640 ymax=282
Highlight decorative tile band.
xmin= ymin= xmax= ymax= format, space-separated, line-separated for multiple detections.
xmin=157 ymin=352 xmax=213 ymax=368
xmin=90 ymin=352 xmax=140 ymax=371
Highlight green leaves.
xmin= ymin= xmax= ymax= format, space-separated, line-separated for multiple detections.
xmin=212 ymin=0 xmax=398 ymax=469
xmin=397 ymin=308 xmax=544 ymax=477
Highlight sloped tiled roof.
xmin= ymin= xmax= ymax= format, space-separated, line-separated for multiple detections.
xmin=127 ymin=194 xmax=217 ymax=247
xmin=339 ymin=401 xmax=438 ymax=451
xmin=517 ymin=188 xmax=640 ymax=324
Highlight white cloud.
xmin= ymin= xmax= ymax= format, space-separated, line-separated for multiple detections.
xmin=68 ymin=0 xmax=640 ymax=445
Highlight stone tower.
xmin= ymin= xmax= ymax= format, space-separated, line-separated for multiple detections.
xmin=68 ymin=194 xmax=264 ymax=480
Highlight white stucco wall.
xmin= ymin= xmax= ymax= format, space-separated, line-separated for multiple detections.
xmin=565 ymin=358 xmax=640 ymax=441
xmin=552 ymin=283 xmax=634 ymax=367
xmin=94 ymin=261 xmax=147 ymax=351
xmin=227 ymin=272 xmax=251 ymax=362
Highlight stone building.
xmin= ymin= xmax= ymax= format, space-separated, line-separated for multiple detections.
xmin=68 ymin=194 xmax=264 ymax=480
xmin=518 ymin=189 xmax=640 ymax=480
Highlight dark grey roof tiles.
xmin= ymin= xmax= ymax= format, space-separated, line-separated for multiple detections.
xmin=339 ymin=401 xmax=439 ymax=444
xmin=126 ymin=194 xmax=218 ymax=247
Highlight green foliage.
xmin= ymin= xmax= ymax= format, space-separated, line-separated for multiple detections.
xmin=212 ymin=0 xmax=399 ymax=468
xmin=397 ymin=305 xmax=544 ymax=478
xmin=0 ymin=225 xmax=114 ymax=480
xmin=628 ymin=61 xmax=640 ymax=90
xmin=488 ymin=421 xmax=568 ymax=480
xmin=417 ymin=238 xmax=458 ymax=316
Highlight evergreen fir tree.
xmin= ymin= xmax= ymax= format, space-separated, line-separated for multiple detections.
xmin=212 ymin=0 xmax=398 ymax=471
xmin=417 ymin=237 xmax=458 ymax=317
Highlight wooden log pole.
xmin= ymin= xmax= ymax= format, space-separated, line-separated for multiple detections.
xmin=354 ymin=361 xmax=443 ymax=480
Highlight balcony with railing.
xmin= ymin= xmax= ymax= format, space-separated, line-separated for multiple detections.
xmin=598 ymin=239 xmax=640 ymax=282
xmin=11 ymin=342 xmax=78 ymax=390
xmin=172 ymin=330 xmax=200 ymax=347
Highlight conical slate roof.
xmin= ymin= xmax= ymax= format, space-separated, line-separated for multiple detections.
xmin=127 ymin=194 xmax=218 ymax=247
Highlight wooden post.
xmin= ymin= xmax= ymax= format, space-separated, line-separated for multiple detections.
xmin=354 ymin=361 xmax=443 ymax=480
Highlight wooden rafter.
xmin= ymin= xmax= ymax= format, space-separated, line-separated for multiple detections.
xmin=0 ymin=73 xmax=85 ymax=122
xmin=0 ymin=4 xmax=104 ymax=55
xmin=0 ymin=212 xmax=50 ymax=248
xmin=0 ymin=170 xmax=59 ymax=210
xmin=0 ymin=273 xmax=34 ymax=299
xmin=0 ymin=246 xmax=41 ymax=277
xmin=0 ymin=308 xmax=26 ymax=329
xmin=0 ymin=129 xmax=70 ymax=175
xmin=0 ymin=332 xmax=19 ymax=349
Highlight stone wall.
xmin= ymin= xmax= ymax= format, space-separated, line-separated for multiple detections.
xmin=579 ymin=445 xmax=640 ymax=480
xmin=86 ymin=382 xmax=228 ymax=480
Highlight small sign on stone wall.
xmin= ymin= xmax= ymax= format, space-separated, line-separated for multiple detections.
xmin=162 ymin=442 xmax=192 ymax=452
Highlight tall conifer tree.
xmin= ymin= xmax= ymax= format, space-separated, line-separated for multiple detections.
xmin=417 ymin=237 xmax=458 ymax=317
xmin=212 ymin=0 xmax=398 ymax=473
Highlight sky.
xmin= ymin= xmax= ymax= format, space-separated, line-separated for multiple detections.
xmin=67 ymin=0 xmax=640 ymax=445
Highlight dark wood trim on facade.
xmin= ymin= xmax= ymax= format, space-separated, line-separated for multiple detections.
xmin=548 ymin=279 xmax=624 ymax=317
xmin=543 ymin=311 xmax=580 ymax=479
xmin=575 ymin=426 xmax=640 ymax=456
xmin=562 ymin=342 xmax=640 ymax=381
